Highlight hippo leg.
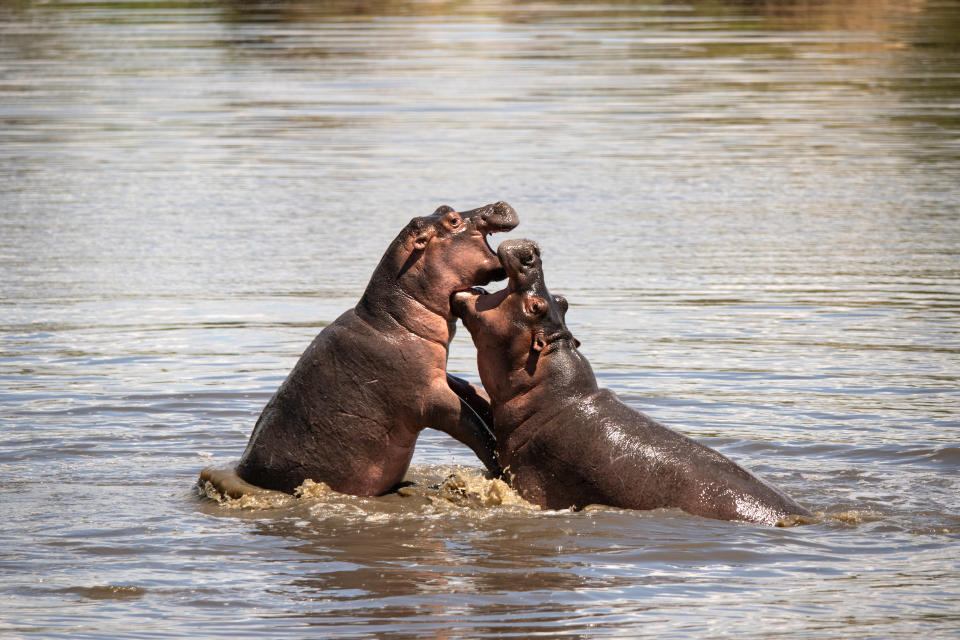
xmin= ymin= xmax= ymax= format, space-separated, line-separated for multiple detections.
xmin=429 ymin=381 xmax=501 ymax=478
xmin=446 ymin=373 xmax=495 ymax=428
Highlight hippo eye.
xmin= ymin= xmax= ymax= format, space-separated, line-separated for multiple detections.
xmin=446 ymin=213 xmax=462 ymax=228
xmin=525 ymin=295 xmax=547 ymax=317
xmin=520 ymin=252 xmax=536 ymax=266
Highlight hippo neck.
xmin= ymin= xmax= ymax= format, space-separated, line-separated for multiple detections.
xmin=357 ymin=260 xmax=456 ymax=346
xmin=492 ymin=344 xmax=599 ymax=444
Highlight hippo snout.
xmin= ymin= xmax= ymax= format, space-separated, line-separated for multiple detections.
xmin=495 ymin=238 xmax=543 ymax=289
xmin=461 ymin=201 xmax=519 ymax=234
xmin=497 ymin=238 xmax=540 ymax=264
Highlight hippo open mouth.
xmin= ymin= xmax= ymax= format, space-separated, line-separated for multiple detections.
xmin=451 ymin=241 xmax=534 ymax=321
xmin=451 ymin=238 xmax=558 ymax=330
xmin=476 ymin=231 xmax=500 ymax=274
xmin=457 ymin=201 xmax=519 ymax=288
xmin=482 ymin=233 xmax=497 ymax=257
xmin=466 ymin=201 xmax=519 ymax=237
xmin=452 ymin=240 xmax=525 ymax=305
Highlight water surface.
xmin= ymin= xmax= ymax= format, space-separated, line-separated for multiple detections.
xmin=1 ymin=0 xmax=959 ymax=637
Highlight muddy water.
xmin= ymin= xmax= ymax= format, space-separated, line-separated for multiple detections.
xmin=1 ymin=0 xmax=959 ymax=637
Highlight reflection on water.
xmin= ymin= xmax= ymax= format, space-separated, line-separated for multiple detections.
xmin=1 ymin=0 xmax=959 ymax=638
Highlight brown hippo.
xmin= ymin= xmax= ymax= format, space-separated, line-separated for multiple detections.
xmin=216 ymin=202 xmax=518 ymax=496
xmin=452 ymin=239 xmax=812 ymax=525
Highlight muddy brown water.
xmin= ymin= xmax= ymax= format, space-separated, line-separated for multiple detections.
xmin=1 ymin=1 xmax=959 ymax=637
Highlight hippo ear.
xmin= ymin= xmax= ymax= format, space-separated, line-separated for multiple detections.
xmin=411 ymin=227 xmax=436 ymax=251
xmin=532 ymin=331 xmax=547 ymax=352
xmin=523 ymin=294 xmax=548 ymax=317
xmin=406 ymin=216 xmax=436 ymax=251
xmin=554 ymin=295 xmax=569 ymax=316
xmin=412 ymin=233 xmax=430 ymax=250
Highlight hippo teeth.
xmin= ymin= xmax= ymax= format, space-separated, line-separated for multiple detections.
xmin=483 ymin=233 xmax=496 ymax=255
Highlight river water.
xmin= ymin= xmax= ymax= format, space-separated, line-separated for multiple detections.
xmin=2 ymin=0 xmax=959 ymax=637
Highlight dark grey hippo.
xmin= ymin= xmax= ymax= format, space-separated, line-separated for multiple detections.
xmin=452 ymin=239 xmax=811 ymax=525
xmin=204 ymin=203 xmax=518 ymax=496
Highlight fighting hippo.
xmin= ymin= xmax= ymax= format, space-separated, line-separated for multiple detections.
xmin=452 ymin=239 xmax=811 ymax=525
xmin=212 ymin=202 xmax=518 ymax=496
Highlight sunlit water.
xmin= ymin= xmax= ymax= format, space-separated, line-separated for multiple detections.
xmin=2 ymin=0 xmax=959 ymax=637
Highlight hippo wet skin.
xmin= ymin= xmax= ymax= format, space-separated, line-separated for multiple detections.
xmin=225 ymin=203 xmax=518 ymax=495
xmin=452 ymin=239 xmax=811 ymax=525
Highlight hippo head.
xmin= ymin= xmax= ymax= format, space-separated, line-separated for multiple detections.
xmin=376 ymin=201 xmax=519 ymax=321
xmin=452 ymin=239 xmax=579 ymax=401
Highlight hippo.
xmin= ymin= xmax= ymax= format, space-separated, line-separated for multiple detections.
xmin=452 ymin=239 xmax=812 ymax=525
xmin=211 ymin=202 xmax=518 ymax=496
